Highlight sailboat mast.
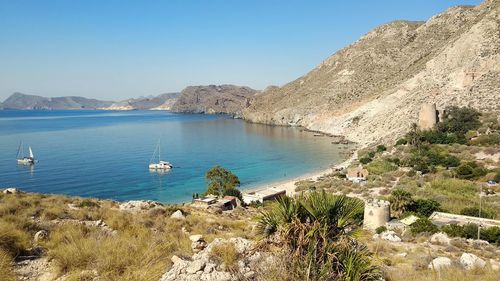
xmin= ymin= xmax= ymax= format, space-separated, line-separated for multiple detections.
xmin=29 ymin=146 xmax=34 ymax=159
xmin=16 ymin=142 xmax=22 ymax=158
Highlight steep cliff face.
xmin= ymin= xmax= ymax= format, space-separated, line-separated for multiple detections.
xmin=170 ymin=85 xmax=257 ymax=116
xmin=2 ymin=92 xmax=113 ymax=109
xmin=244 ymin=0 xmax=499 ymax=145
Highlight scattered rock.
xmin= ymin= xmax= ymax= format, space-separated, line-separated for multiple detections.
xmin=119 ymin=200 xmax=162 ymax=212
xmin=3 ymin=187 xmax=20 ymax=194
xmin=460 ymin=253 xmax=486 ymax=270
xmin=466 ymin=238 xmax=489 ymax=246
xmin=428 ymin=257 xmax=452 ymax=270
xmin=430 ymin=232 xmax=451 ymax=245
xmin=190 ymin=235 xmax=208 ymax=253
xmin=186 ymin=260 xmax=206 ymax=274
xmin=373 ymin=230 xmax=401 ymax=242
xmin=34 ymin=230 xmax=49 ymax=242
xmin=170 ymin=210 xmax=186 ymax=220
xmin=395 ymin=252 xmax=407 ymax=258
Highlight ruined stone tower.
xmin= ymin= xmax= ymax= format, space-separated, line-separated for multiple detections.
xmin=363 ymin=199 xmax=390 ymax=230
xmin=418 ymin=103 xmax=438 ymax=130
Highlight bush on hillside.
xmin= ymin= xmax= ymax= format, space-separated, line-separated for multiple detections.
xmin=376 ymin=145 xmax=387 ymax=153
xmin=460 ymin=207 xmax=495 ymax=219
xmin=375 ymin=226 xmax=387 ymax=234
xmin=395 ymin=138 xmax=407 ymax=146
xmin=359 ymin=157 xmax=372 ymax=165
xmin=437 ymin=106 xmax=481 ymax=135
xmin=410 ymin=199 xmax=441 ymax=217
xmin=366 ymin=160 xmax=397 ymax=175
xmin=454 ymin=161 xmax=488 ymax=180
xmin=469 ymin=133 xmax=500 ymax=146
xmin=410 ymin=218 xmax=438 ymax=235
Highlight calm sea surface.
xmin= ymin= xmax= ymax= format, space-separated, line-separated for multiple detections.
xmin=0 ymin=110 xmax=348 ymax=203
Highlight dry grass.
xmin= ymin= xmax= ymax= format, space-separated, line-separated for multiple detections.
xmin=0 ymin=249 xmax=17 ymax=281
xmin=386 ymin=267 xmax=499 ymax=281
xmin=209 ymin=242 xmax=239 ymax=272
xmin=0 ymin=192 xmax=252 ymax=280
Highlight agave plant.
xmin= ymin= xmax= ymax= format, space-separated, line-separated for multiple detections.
xmin=257 ymin=191 xmax=381 ymax=281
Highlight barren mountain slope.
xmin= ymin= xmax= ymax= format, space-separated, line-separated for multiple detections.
xmin=105 ymin=93 xmax=180 ymax=110
xmin=244 ymin=0 xmax=499 ymax=145
xmin=171 ymin=85 xmax=257 ymax=116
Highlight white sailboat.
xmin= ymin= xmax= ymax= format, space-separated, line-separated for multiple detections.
xmin=148 ymin=139 xmax=172 ymax=170
xmin=16 ymin=142 xmax=36 ymax=165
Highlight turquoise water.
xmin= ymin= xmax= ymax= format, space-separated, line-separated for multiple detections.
xmin=0 ymin=110 xmax=347 ymax=203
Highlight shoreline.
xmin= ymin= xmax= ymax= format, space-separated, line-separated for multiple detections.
xmin=240 ymin=151 xmax=358 ymax=197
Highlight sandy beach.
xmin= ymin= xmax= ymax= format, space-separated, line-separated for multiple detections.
xmin=242 ymin=151 xmax=358 ymax=196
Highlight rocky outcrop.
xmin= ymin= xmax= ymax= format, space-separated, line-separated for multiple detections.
xmin=171 ymin=85 xmax=257 ymax=116
xmin=373 ymin=230 xmax=401 ymax=242
xmin=118 ymin=200 xmax=163 ymax=212
xmin=159 ymin=237 xmax=270 ymax=281
xmin=104 ymin=92 xmax=180 ymax=110
xmin=2 ymin=92 xmax=113 ymax=110
xmin=244 ymin=0 xmax=500 ymax=146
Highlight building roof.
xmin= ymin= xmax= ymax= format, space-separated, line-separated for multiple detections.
xmin=347 ymin=165 xmax=369 ymax=178
xmin=429 ymin=211 xmax=500 ymax=228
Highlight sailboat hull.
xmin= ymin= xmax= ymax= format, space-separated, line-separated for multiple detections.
xmin=149 ymin=162 xmax=172 ymax=170
xmin=17 ymin=158 xmax=34 ymax=165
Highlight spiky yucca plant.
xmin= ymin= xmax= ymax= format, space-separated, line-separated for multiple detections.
xmin=257 ymin=191 xmax=381 ymax=281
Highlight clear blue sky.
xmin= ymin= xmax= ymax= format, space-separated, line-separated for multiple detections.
xmin=0 ymin=0 xmax=482 ymax=101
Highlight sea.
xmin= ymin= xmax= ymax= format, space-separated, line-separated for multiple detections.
xmin=0 ymin=110 xmax=349 ymax=203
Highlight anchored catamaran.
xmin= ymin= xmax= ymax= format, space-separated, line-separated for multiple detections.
xmin=16 ymin=142 xmax=36 ymax=165
xmin=148 ymin=139 xmax=173 ymax=170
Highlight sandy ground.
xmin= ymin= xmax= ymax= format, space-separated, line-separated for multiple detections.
xmin=242 ymin=152 xmax=358 ymax=197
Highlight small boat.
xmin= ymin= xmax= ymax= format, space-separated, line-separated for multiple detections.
xmin=148 ymin=139 xmax=173 ymax=170
xmin=16 ymin=142 xmax=36 ymax=165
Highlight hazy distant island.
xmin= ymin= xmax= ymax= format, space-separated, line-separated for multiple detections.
xmin=1 ymin=84 xmax=258 ymax=117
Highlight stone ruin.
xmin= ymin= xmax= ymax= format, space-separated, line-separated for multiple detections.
xmin=363 ymin=199 xmax=390 ymax=230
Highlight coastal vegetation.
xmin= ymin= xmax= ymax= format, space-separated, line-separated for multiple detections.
xmin=257 ymin=192 xmax=381 ymax=280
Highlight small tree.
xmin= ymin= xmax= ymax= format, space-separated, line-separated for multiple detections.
xmin=437 ymin=106 xmax=481 ymax=135
xmin=205 ymin=166 xmax=240 ymax=197
xmin=389 ymin=189 xmax=414 ymax=218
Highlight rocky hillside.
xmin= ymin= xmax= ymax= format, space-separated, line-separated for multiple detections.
xmin=105 ymin=92 xmax=180 ymax=110
xmin=2 ymin=92 xmax=113 ymax=110
xmin=244 ymin=0 xmax=500 ymax=146
xmin=171 ymin=85 xmax=257 ymax=116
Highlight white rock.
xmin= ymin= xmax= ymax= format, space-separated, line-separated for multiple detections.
xmin=34 ymin=230 xmax=48 ymax=242
xmin=374 ymin=230 xmax=401 ymax=242
xmin=3 ymin=187 xmax=20 ymax=194
xmin=489 ymin=259 xmax=500 ymax=271
xmin=186 ymin=260 xmax=205 ymax=274
xmin=189 ymin=235 xmax=203 ymax=242
xmin=428 ymin=257 xmax=452 ymax=270
xmin=170 ymin=210 xmax=186 ymax=220
xmin=430 ymin=232 xmax=451 ymax=245
xmin=460 ymin=253 xmax=486 ymax=270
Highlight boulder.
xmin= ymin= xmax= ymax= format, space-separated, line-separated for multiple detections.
xmin=34 ymin=230 xmax=49 ymax=242
xmin=186 ymin=260 xmax=205 ymax=274
xmin=374 ymin=230 xmax=401 ymax=242
xmin=170 ymin=210 xmax=186 ymax=220
xmin=428 ymin=257 xmax=452 ymax=270
xmin=119 ymin=200 xmax=162 ymax=212
xmin=430 ymin=232 xmax=451 ymax=245
xmin=460 ymin=253 xmax=486 ymax=270
xmin=3 ymin=187 xmax=20 ymax=194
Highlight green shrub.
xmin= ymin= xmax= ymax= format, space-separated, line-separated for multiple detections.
xmin=76 ymin=199 xmax=100 ymax=208
xmin=223 ymin=188 xmax=243 ymax=202
xmin=410 ymin=218 xmax=438 ymax=235
xmin=389 ymin=189 xmax=414 ymax=218
xmin=441 ymin=224 xmax=464 ymax=238
xmin=375 ymin=226 xmax=387 ymax=234
xmin=367 ymin=151 xmax=376 ymax=158
xmin=396 ymin=138 xmax=407 ymax=146
xmin=460 ymin=207 xmax=495 ymax=219
xmin=366 ymin=160 xmax=397 ymax=175
xmin=376 ymin=145 xmax=387 ymax=153
xmin=469 ymin=133 xmax=500 ymax=146
xmin=410 ymin=199 xmax=440 ymax=217
xmin=437 ymin=106 xmax=481 ymax=135
xmin=441 ymin=224 xmax=500 ymax=245
xmin=359 ymin=157 xmax=372 ymax=165
xmin=454 ymin=161 xmax=488 ymax=180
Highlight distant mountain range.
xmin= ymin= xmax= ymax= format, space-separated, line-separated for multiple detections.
xmin=2 ymin=92 xmax=113 ymax=110
xmin=1 ymin=85 xmax=258 ymax=116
